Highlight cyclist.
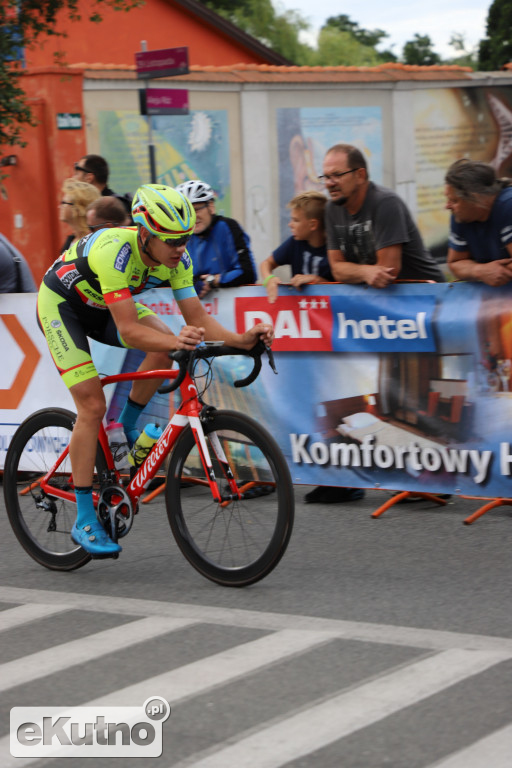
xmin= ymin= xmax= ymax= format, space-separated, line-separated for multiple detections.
xmin=37 ymin=184 xmax=274 ymax=557
xmin=175 ymin=179 xmax=256 ymax=298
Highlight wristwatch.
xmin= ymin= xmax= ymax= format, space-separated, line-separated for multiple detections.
xmin=205 ymin=274 xmax=218 ymax=289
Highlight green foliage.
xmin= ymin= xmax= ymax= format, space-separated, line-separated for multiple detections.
xmin=324 ymin=15 xmax=387 ymax=49
xmin=478 ymin=0 xmax=512 ymax=70
xmin=443 ymin=33 xmax=478 ymax=69
xmin=205 ymin=0 xmax=313 ymax=63
xmin=0 ymin=0 xmax=143 ymax=150
xmin=321 ymin=15 xmax=397 ymax=64
xmin=312 ymin=28 xmax=382 ymax=67
xmin=402 ymin=34 xmax=441 ymax=65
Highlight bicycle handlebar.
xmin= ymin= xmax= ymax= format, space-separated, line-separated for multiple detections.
xmin=157 ymin=341 xmax=277 ymax=395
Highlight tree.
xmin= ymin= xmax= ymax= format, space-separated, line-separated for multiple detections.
xmin=312 ymin=27 xmax=382 ymax=67
xmin=204 ymin=0 xmax=313 ymax=64
xmin=402 ymin=34 xmax=441 ymax=65
xmin=478 ymin=0 xmax=512 ymax=70
xmin=444 ymin=33 xmax=478 ymax=69
xmin=0 ymin=0 xmax=142 ymax=151
xmin=322 ymin=15 xmax=397 ymax=62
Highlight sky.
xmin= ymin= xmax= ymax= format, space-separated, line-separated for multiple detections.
xmin=275 ymin=0 xmax=490 ymax=59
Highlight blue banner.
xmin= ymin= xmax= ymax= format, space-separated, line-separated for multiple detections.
xmin=83 ymin=282 xmax=512 ymax=498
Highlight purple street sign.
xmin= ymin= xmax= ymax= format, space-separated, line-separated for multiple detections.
xmin=135 ymin=47 xmax=189 ymax=79
xmin=143 ymin=88 xmax=189 ymax=116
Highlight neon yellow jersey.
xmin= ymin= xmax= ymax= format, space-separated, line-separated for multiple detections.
xmin=43 ymin=227 xmax=196 ymax=308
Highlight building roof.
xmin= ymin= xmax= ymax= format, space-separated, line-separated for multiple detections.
xmin=71 ymin=62 xmax=476 ymax=85
xmin=169 ymin=0 xmax=292 ymax=65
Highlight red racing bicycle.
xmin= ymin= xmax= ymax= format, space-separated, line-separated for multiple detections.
xmin=3 ymin=343 xmax=294 ymax=587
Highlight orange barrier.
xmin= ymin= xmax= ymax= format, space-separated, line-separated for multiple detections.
xmin=461 ymin=496 xmax=512 ymax=525
xmin=371 ymin=491 xmax=449 ymax=518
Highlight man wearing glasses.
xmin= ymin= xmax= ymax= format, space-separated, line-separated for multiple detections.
xmin=321 ymin=143 xmax=444 ymax=287
xmin=74 ymin=154 xmax=132 ymax=217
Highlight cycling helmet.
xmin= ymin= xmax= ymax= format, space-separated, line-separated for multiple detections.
xmin=131 ymin=184 xmax=196 ymax=239
xmin=175 ymin=179 xmax=215 ymax=204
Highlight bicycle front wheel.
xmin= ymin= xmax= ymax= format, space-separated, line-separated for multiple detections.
xmin=166 ymin=409 xmax=294 ymax=587
xmin=3 ymin=408 xmax=107 ymax=571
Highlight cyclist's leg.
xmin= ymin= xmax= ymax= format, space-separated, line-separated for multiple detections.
xmin=67 ymin=377 xmax=121 ymax=554
xmin=37 ymin=286 xmax=121 ymax=555
xmin=128 ymin=312 xmax=174 ymax=403
xmin=67 ymin=378 xmax=106 ymax=488
xmin=115 ymin=309 xmax=175 ymax=442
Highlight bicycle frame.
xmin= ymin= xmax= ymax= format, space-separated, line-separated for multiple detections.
xmin=32 ymin=366 xmax=241 ymax=510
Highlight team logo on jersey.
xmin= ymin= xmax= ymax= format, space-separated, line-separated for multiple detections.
xmin=50 ymin=320 xmax=61 ymax=329
xmin=181 ymin=252 xmax=191 ymax=270
xmin=56 ymin=263 xmax=80 ymax=290
xmin=114 ymin=243 xmax=131 ymax=272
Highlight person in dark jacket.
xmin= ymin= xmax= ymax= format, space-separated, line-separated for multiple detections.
xmin=176 ymin=179 xmax=256 ymax=298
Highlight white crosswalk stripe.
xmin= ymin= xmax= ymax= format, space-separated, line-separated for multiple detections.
xmin=0 ymin=603 xmax=68 ymax=632
xmin=1 ymin=587 xmax=511 ymax=768
xmin=0 ymin=616 xmax=198 ymax=693
xmin=425 ymin=723 xmax=512 ymax=768
xmin=178 ymin=648 xmax=511 ymax=768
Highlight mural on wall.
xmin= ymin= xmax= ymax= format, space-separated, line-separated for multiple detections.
xmin=414 ymin=86 xmax=512 ymax=261
xmin=276 ymin=106 xmax=383 ymax=241
xmin=98 ymin=109 xmax=231 ymax=212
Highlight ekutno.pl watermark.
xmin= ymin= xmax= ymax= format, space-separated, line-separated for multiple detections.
xmin=10 ymin=697 xmax=171 ymax=758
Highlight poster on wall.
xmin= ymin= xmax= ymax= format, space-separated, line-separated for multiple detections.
xmin=98 ymin=109 xmax=231 ymax=212
xmin=414 ymin=86 xmax=512 ymax=261
xmin=276 ymin=106 xmax=383 ymax=241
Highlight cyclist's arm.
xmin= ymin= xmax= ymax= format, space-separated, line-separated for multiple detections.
xmin=108 ymin=297 xmax=201 ymax=350
xmin=178 ymin=295 xmax=273 ymax=348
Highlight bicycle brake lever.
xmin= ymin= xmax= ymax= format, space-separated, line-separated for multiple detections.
xmin=265 ymin=345 xmax=278 ymax=375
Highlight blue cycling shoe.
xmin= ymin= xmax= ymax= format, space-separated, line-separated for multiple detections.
xmin=71 ymin=522 xmax=122 ymax=557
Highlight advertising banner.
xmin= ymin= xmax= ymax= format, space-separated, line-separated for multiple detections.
xmin=2 ymin=284 xmax=512 ymax=499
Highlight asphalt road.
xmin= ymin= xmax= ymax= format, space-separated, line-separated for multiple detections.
xmin=1 ymin=482 xmax=511 ymax=767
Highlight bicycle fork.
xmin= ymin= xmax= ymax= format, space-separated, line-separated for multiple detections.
xmin=189 ymin=414 xmax=243 ymax=505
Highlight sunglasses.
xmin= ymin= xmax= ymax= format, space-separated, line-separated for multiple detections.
xmin=74 ymin=162 xmax=92 ymax=174
xmin=60 ymin=200 xmax=74 ymax=206
xmin=158 ymin=234 xmax=191 ymax=247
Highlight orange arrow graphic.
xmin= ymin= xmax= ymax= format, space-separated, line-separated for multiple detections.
xmin=1 ymin=315 xmax=41 ymax=409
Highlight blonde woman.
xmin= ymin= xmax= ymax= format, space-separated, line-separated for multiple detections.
xmin=59 ymin=179 xmax=100 ymax=253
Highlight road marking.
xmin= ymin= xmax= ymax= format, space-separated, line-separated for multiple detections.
xmin=0 ymin=603 xmax=68 ymax=632
xmin=0 ymin=585 xmax=511 ymax=654
xmin=426 ymin=723 xmax=512 ymax=768
xmin=0 ymin=628 xmax=337 ymax=767
xmin=0 ymin=616 xmax=197 ymax=693
xmin=85 ymin=628 xmax=338 ymax=707
xmin=178 ymin=648 xmax=512 ymax=768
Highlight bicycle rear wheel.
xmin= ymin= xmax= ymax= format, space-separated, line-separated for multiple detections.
xmin=3 ymin=408 xmax=107 ymax=571
xmin=166 ymin=409 xmax=294 ymax=587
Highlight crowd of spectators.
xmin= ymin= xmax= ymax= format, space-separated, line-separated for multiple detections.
xmin=2 ymin=150 xmax=508 ymax=508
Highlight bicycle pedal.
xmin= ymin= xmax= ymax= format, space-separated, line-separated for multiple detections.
xmin=90 ymin=551 xmax=120 ymax=561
